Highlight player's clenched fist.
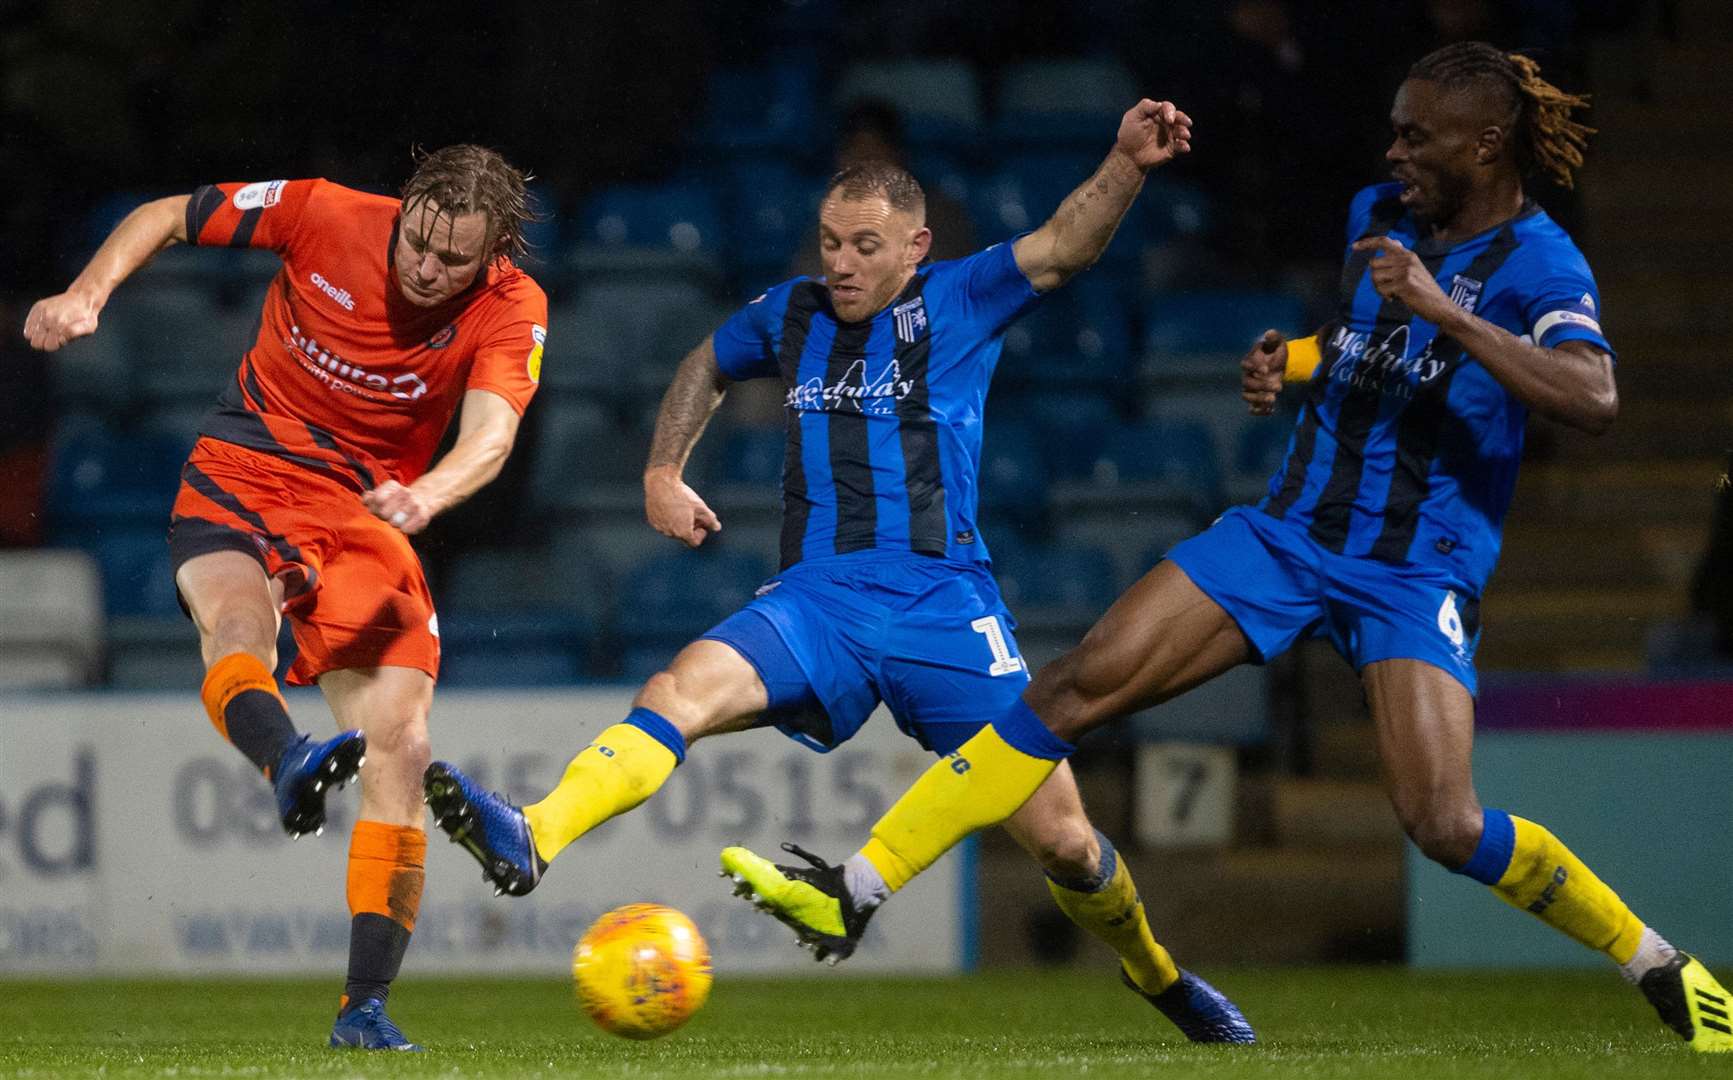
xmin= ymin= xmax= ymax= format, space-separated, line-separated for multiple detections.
xmin=23 ymin=290 xmax=101 ymax=352
xmin=362 ymin=480 xmax=436 ymax=535
xmin=1241 ymin=330 xmax=1286 ymax=416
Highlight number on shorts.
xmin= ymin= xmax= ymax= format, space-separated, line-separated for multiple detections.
xmin=970 ymin=616 xmax=1025 ymax=677
xmin=1437 ymin=591 xmax=1465 ymax=647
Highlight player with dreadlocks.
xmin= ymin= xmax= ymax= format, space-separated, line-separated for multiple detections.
xmin=723 ymin=43 xmax=1733 ymax=1052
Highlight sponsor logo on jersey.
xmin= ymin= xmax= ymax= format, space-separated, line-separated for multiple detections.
xmin=527 ymin=325 xmax=546 ymax=383
xmin=287 ymin=323 xmax=428 ymax=400
xmin=1580 ymin=292 xmax=1596 ymax=312
xmin=893 ymin=297 xmax=928 ymax=344
xmin=427 ymin=323 xmax=456 ymax=349
xmin=1447 ymin=274 xmax=1483 ymax=315
xmin=308 ymin=272 xmax=356 ymax=311
xmin=1327 ymin=324 xmax=1451 ymax=401
xmin=232 ymin=180 xmax=286 ymax=211
xmin=785 ymin=357 xmax=915 ymax=416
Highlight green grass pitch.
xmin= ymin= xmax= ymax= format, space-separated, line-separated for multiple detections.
xmin=0 ymin=968 xmax=1720 ymax=1078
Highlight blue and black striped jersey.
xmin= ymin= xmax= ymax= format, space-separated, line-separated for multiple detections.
xmin=713 ymin=240 xmax=1040 ymax=570
xmin=1261 ymin=182 xmax=1613 ymax=592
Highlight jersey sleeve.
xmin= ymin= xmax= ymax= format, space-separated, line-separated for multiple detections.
xmin=464 ymin=277 xmax=550 ymax=414
xmin=1516 ymin=247 xmax=1612 ymax=356
xmin=931 ymin=238 xmax=1042 ymax=334
xmin=711 ymin=285 xmax=786 ymax=381
xmin=184 ymin=179 xmax=322 ymax=253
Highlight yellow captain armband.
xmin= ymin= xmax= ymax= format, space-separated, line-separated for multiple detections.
xmin=1285 ymin=335 xmax=1322 ymax=381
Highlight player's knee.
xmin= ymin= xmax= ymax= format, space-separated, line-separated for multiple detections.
xmin=1034 ymin=819 xmax=1100 ymax=880
xmin=1399 ymin=800 xmax=1483 ymax=868
xmin=368 ymin=713 xmax=432 ymax=772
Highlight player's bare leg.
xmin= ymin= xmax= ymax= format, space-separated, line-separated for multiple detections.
xmin=178 ymin=551 xmax=365 ymax=837
xmin=1365 ymin=658 xmax=1732 ymax=1051
xmin=319 ymin=665 xmax=432 ymax=1050
xmin=425 ymin=639 xmax=772 ymax=895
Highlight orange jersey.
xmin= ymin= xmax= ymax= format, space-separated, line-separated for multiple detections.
xmin=185 ymin=179 xmax=547 ymax=490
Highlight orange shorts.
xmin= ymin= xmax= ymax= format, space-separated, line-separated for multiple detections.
xmin=168 ymin=438 xmax=440 ymax=685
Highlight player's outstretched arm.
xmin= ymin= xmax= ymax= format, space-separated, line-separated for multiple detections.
xmin=644 ymin=335 xmax=730 ymax=548
xmin=22 ymin=194 xmax=191 ymax=352
xmin=1353 ymin=236 xmax=1619 ymax=434
xmin=364 ymin=389 xmax=522 ymax=534
xmin=1012 ymin=99 xmax=1192 ymax=293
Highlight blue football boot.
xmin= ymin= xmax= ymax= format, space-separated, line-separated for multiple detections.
xmin=1123 ymin=967 xmax=1257 ymax=1044
xmin=273 ymin=730 xmax=366 ymax=838
xmin=329 ymin=998 xmax=422 ymax=1051
xmin=423 ymin=761 xmax=545 ymax=896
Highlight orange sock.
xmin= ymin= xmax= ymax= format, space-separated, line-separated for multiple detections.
xmin=344 ymin=821 xmax=426 ymax=1008
xmin=200 ymin=652 xmax=297 ymax=776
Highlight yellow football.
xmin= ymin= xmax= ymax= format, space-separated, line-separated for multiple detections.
xmin=572 ymin=903 xmax=713 ymax=1039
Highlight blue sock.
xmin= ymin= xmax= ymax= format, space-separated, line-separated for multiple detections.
xmin=1453 ymin=807 xmax=1515 ymax=885
xmin=1046 ymin=828 xmax=1118 ymax=893
xmin=994 ymin=699 xmax=1076 ymax=761
xmin=624 ymin=707 xmax=686 ymax=765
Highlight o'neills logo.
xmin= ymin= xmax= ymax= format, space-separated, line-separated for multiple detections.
xmin=309 ymin=272 xmax=356 ymax=311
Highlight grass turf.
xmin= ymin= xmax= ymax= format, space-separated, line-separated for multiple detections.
xmin=0 ymin=968 xmax=1721 ymax=1078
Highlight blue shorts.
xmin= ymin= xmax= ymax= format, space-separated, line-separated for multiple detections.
xmin=701 ymin=550 xmax=1031 ymax=755
xmin=1166 ymin=506 xmax=1483 ymax=695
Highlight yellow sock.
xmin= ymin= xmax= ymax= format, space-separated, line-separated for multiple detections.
xmin=523 ymin=723 xmax=679 ymax=864
xmin=859 ymin=722 xmax=1059 ymax=892
xmin=1492 ymin=816 xmax=1646 ymax=964
xmin=1048 ymin=853 xmax=1180 ymax=993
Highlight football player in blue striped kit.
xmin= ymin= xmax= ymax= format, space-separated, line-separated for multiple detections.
xmin=424 ymin=99 xmax=1254 ymax=1040
xmin=730 ymin=43 xmax=1733 ymax=1053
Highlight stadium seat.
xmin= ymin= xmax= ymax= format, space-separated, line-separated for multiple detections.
xmin=0 ymin=549 xmax=104 ymax=689
xmin=1001 ymin=276 xmax=1136 ymax=388
xmin=972 ymin=153 xmax=1148 ymax=267
xmin=86 ymin=525 xmax=180 ymax=618
xmin=437 ymin=610 xmax=592 ymax=687
xmin=47 ymin=423 xmax=190 ymax=528
xmin=1022 ymin=394 xmax=1120 ymax=481
xmin=577 ymin=182 xmax=727 ymax=255
xmin=977 ymin=419 xmax=1050 ymax=525
xmin=834 ymin=59 xmax=984 ymax=148
xmin=617 ymin=546 xmax=769 ymax=642
xmin=1147 ymin=388 xmax=1281 ymax=501
xmin=1143 ymin=290 xmax=1309 ymax=381
xmin=720 ymin=159 xmax=824 ymax=287
xmin=719 ymin=426 xmax=787 ymax=487
xmin=993 ymin=541 xmax=1118 ymax=629
xmin=1086 ymin=420 xmax=1224 ymax=513
xmin=104 ymin=615 xmax=206 ymax=690
xmin=993 ymin=58 xmax=1138 ymax=150
xmin=527 ymin=402 xmax=643 ymax=512
xmin=697 ymin=63 xmax=822 ymax=157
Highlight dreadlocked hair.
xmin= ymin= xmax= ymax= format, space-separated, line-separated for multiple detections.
xmin=1409 ymin=42 xmax=1595 ymax=190
xmin=400 ymin=144 xmax=536 ymax=261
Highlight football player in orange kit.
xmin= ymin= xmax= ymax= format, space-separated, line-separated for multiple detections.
xmin=22 ymin=146 xmax=548 ymax=1051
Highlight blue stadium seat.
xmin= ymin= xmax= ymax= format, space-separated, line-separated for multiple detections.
xmin=1022 ymin=394 xmax=1120 ymax=481
xmin=48 ymin=424 xmax=190 ymax=527
xmin=115 ymin=283 xmax=258 ymax=403
xmin=1236 ymin=418 xmax=1294 ymax=494
xmin=527 ymin=401 xmax=642 ymax=511
xmin=993 ymin=58 xmax=1138 ymax=151
xmin=1141 ymin=176 xmax=1216 ymax=246
xmin=1002 ymin=276 xmax=1136 ymax=388
xmin=993 ymin=542 xmax=1118 ymax=626
xmin=721 ymin=159 xmax=824 ymax=286
xmin=973 ymin=153 xmax=1147 ymax=267
xmin=1143 ymin=290 xmax=1309 ymax=380
xmin=519 ymin=182 xmax=564 ymax=267
xmin=978 ymin=419 xmax=1049 ymax=524
xmin=617 ymin=547 xmax=770 ymax=641
xmin=719 ymin=426 xmax=787 ymax=487
xmin=697 ymin=64 xmax=822 ymax=156
xmin=835 ymin=60 xmax=984 ymax=148
xmin=89 ymin=525 xmax=180 ymax=618
xmin=437 ymin=612 xmax=590 ymax=687
xmin=1088 ymin=420 xmax=1224 ymax=510
xmin=578 ymin=182 xmax=727 ymax=254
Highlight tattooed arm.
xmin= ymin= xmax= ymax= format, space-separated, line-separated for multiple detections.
xmin=1013 ymin=99 xmax=1193 ymax=293
xmin=644 ymin=335 xmax=732 ymax=547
